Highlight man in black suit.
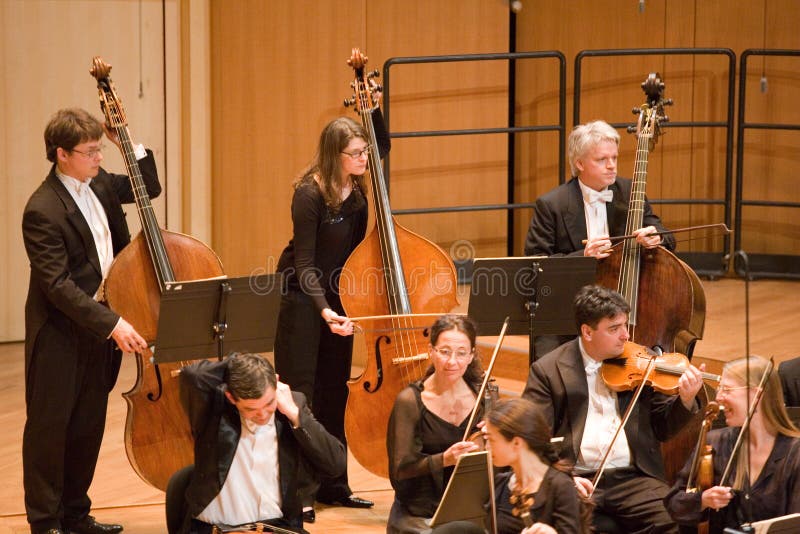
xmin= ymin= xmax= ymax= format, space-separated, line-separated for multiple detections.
xmin=166 ymin=353 xmax=346 ymax=534
xmin=22 ymin=108 xmax=161 ymax=534
xmin=523 ymin=120 xmax=675 ymax=359
xmin=523 ymin=285 xmax=704 ymax=533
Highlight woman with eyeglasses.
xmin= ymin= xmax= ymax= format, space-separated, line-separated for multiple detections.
xmin=664 ymin=356 xmax=800 ymax=533
xmin=386 ymin=314 xmax=491 ymax=534
xmin=273 ymin=104 xmax=390 ymax=521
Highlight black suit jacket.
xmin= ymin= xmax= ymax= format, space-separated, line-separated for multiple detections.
xmin=779 ymin=357 xmax=800 ymax=407
xmin=524 ymin=177 xmax=675 ymax=256
xmin=179 ymin=359 xmax=347 ymax=525
xmin=22 ymin=153 xmax=161 ymax=369
xmin=522 ymin=339 xmax=695 ymax=481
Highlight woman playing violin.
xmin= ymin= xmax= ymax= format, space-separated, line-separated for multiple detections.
xmin=386 ymin=315 xmax=489 ymax=534
xmin=665 ymin=356 xmax=800 ymax=533
xmin=486 ymin=398 xmax=588 ymax=534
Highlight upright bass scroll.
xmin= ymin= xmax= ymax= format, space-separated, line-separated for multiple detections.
xmin=340 ymin=48 xmax=460 ymax=478
xmin=91 ymin=57 xmax=225 ymax=490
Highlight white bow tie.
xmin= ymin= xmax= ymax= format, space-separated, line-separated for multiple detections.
xmin=585 ymin=188 xmax=613 ymax=204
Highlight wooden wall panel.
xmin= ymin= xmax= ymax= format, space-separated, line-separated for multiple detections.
xmin=512 ymin=0 xmax=799 ymax=259
xmin=211 ymin=0 xmax=369 ymax=276
xmin=211 ymin=0 xmax=509 ymax=275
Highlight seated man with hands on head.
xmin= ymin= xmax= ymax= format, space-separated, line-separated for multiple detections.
xmin=166 ymin=353 xmax=346 ymax=534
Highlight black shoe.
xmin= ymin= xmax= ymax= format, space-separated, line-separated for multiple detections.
xmin=64 ymin=516 xmax=123 ymax=534
xmin=302 ymin=508 xmax=316 ymax=523
xmin=319 ymin=494 xmax=374 ymax=508
xmin=41 ymin=530 xmax=65 ymax=534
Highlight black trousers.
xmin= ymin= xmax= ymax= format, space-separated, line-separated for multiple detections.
xmin=591 ymin=468 xmax=678 ymax=534
xmin=273 ymin=290 xmax=353 ymax=503
xmin=23 ymin=319 xmax=121 ymax=533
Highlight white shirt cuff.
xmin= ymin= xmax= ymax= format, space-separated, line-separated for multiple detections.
xmin=134 ymin=144 xmax=147 ymax=160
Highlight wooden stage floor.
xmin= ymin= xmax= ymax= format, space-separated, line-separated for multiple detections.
xmin=0 ymin=277 xmax=798 ymax=533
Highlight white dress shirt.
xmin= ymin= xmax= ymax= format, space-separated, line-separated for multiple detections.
xmin=197 ymin=413 xmax=282 ymax=526
xmin=576 ymin=339 xmax=631 ymax=472
xmin=578 ymin=179 xmax=613 ymax=241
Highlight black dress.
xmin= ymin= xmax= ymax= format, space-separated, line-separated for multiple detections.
xmin=273 ymin=110 xmax=389 ymax=501
xmin=386 ymin=381 xmax=482 ymax=534
xmin=664 ymin=427 xmax=800 ymax=533
xmin=494 ymin=468 xmax=584 ymax=534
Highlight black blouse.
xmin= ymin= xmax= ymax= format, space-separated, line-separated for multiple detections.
xmin=276 ymin=109 xmax=390 ymax=311
xmin=387 ymin=380 xmax=482 ymax=518
xmin=665 ymin=427 xmax=800 ymax=533
xmin=494 ymin=468 xmax=584 ymax=534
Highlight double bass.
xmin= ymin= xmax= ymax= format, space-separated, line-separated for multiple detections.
xmin=91 ymin=57 xmax=225 ymax=490
xmin=339 ymin=49 xmax=459 ymax=478
xmin=595 ymin=73 xmax=707 ymax=483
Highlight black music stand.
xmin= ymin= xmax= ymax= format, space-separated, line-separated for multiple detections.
xmin=468 ymin=256 xmax=596 ymax=360
xmin=153 ymin=274 xmax=283 ymax=363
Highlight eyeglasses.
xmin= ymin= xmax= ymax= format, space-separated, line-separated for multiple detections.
xmin=717 ymin=385 xmax=750 ymax=396
xmin=71 ymin=144 xmax=106 ymax=159
xmin=341 ymin=147 xmax=371 ymax=159
xmin=432 ymin=346 xmax=474 ymax=361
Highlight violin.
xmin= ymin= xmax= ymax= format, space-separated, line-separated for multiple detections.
xmin=684 ymin=401 xmax=721 ymax=534
xmin=600 ymin=341 xmax=720 ymax=395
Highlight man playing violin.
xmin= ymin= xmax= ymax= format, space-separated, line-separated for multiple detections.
xmin=523 ymin=285 xmax=705 ymax=534
xmin=523 ymin=120 xmax=675 ymax=360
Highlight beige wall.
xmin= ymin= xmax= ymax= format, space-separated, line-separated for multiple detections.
xmin=0 ymin=0 xmax=210 ymax=341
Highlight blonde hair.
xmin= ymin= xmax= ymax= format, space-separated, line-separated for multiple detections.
xmin=722 ymin=356 xmax=800 ymax=489
xmin=567 ymin=120 xmax=620 ymax=177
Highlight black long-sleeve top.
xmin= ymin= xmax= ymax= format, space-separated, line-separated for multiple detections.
xmin=664 ymin=427 xmax=800 ymax=533
xmin=276 ymin=109 xmax=390 ymax=311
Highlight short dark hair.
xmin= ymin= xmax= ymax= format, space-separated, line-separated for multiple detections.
xmin=574 ymin=285 xmax=630 ymax=330
xmin=44 ymin=108 xmax=104 ymax=163
xmin=226 ymin=353 xmax=277 ymax=400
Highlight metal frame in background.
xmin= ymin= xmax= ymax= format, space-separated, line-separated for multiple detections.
xmin=734 ymin=49 xmax=800 ymax=280
xmin=574 ymin=48 xmax=736 ymax=279
xmin=381 ymin=51 xmax=567 ymax=280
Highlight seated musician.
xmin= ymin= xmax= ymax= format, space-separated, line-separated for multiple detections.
xmin=523 ymin=284 xmax=704 ymax=533
xmin=665 ymin=356 xmax=800 ymax=533
xmin=386 ymin=315 xmax=493 ymax=534
xmin=486 ymin=397 xmax=588 ymax=534
xmin=165 ymin=353 xmax=346 ymax=534
xmin=431 ymin=398 xmax=588 ymax=534
xmin=523 ymin=120 xmax=674 ymax=360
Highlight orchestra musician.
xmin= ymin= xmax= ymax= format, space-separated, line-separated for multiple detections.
xmin=523 ymin=120 xmax=675 ymax=360
xmin=664 ymin=356 xmax=800 ymax=533
xmin=523 ymin=285 xmax=705 ymax=534
xmin=22 ymin=108 xmax=158 ymax=534
xmin=272 ymin=105 xmax=390 ymax=520
xmin=486 ymin=397 xmax=589 ymax=534
xmin=386 ymin=315 xmax=491 ymax=534
xmin=165 ymin=353 xmax=346 ymax=534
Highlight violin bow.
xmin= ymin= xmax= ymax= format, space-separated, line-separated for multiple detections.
xmin=462 ymin=317 xmax=510 ymax=442
xmin=581 ymin=223 xmax=731 ymax=246
xmin=588 ymin=350 xmax=660 ymax=497
xmin=461 ymin=318 xmax=509 ymax=534
xmin=719 ymin=356 xmax=775 ymax=486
